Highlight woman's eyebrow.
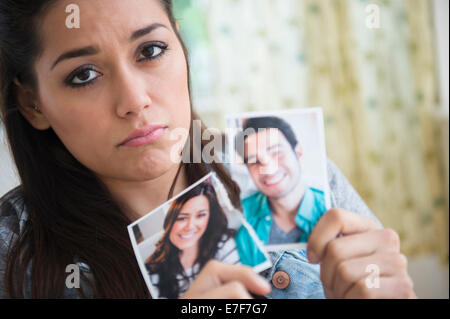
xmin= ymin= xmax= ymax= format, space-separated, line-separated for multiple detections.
xmin=129 ymin=23 xmax=168 ymax=42
xmin=178 ymin=212 xmax=190 ymax=217
xmin=50 ymin=23 xmax=168 ymax=71
xmin=51 ymin=46 xmax=99 ymax=71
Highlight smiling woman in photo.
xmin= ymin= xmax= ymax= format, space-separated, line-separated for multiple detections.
xmin=145 ymin=181 xmax=240 ymax=299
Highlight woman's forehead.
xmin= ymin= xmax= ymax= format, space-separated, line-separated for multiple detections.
xmin=36 ymin=0 xmax=170 ymax=68
xmin=180 ymin=195 xmax=210 ymax=213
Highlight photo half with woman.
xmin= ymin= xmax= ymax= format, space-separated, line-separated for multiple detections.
xmin=128 ymin=173 xmax=270 ymax=299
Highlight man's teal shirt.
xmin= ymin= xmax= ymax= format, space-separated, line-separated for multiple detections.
xmin=241 ymin=187 xmax=327 ymax=244
xmin=234 ymin=186 xmax=327 ymax=268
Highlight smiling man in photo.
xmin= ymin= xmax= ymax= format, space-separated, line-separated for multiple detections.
xmin=235 ymin=116 xmax=327 ymax=245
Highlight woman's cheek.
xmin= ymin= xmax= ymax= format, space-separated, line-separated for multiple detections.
xmin=170 ymin=94 xmax=191 ymax=131
xmin=167 ymin=58 xmax=191 ymax=130
xmin=172 ymin=221 xmax=184 ymax=235
xmin=53 ymin=120 xmax=113 ymax=176
xmin=45 ymin=101 xmax=105 ymax=150
xmin=200 ymin=216 xmax=209 ymax=230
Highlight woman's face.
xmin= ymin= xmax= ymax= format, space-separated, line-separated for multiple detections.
xmin=29 ymin=0 xmax=191 ymax=182
xmin=169 ymin=195 xmax=210 ymax=251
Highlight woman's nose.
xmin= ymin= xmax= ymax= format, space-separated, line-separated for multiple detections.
xmin=184 ymin=217 xmax=196 ymax=231
xmin=114 ymin=64 xmax=153 ymax=118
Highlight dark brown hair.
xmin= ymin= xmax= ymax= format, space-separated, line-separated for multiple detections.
xmin=146 ymin=181 xmax=235 ymax=298
xmin=235 ymin=116 xmax=299 ymax=161
xmin=0 ymin=0 xmax=241 ymax=298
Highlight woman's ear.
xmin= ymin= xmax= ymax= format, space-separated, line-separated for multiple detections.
xmin=13 ymin=78 xmax=51 ymax=131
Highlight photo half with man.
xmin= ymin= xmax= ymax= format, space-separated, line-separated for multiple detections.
xmin=226 ymin=108 xmax=331 ymax=252
xmin=127 ymin=173 xmax=271 ymax=299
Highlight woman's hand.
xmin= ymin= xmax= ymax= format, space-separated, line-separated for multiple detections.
xmin=307 ymin=209 xmax=417 ymax=299
xmin=180 ymin=260 xmax=272 ymax=299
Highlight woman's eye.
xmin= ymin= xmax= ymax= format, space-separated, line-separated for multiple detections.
xmin=138 ymin=43 xmax=167 ymax=61
xmin=65 ymin=43 xmax=167 ymax=89
xmin=71 ymin=69 xmax=99 ymax=85
xmin=66 ymin=67 xmax=102 ymax=88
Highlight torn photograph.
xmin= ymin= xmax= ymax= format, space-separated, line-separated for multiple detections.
xmin=128 ymin=173 xmax=271 ymax=299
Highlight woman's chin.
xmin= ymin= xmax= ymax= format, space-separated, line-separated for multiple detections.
xmin=127 ymin=157 xmax=181 ymax=180
xmin=98 ymin=167 xmax=176 ymax=184
xmin=176 ymin=243 xmax=195 ymax=252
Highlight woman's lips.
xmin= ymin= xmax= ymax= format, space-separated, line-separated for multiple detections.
xmin=179 ymin=232 xmax=197 ymax=240
xmin=119 ymin=125 xmax=168 ymax=147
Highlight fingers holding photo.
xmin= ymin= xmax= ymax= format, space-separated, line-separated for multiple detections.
xmin=317 ymin=228 xmax=402 ymax=289
xmin=331 ymin=251 xmax=411 ymax=298
xmin=306 ymin=208 xmax=415 ymax=299
xmin=181 ymin=260 xmax=272 ymax=299
xmin=306 ymin=208 xmax=381 ymax=264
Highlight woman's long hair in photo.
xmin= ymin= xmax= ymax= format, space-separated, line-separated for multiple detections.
xmin=0 ymin=0 xmax=241 ymax=298
xmin=146 ymin=182 xmax=236 ymax=299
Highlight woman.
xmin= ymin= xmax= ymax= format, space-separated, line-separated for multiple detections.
xmin=0 ymin=0 xmax=415 ymax=299
xmin=145 ymin=182 xmax=240 ymax=299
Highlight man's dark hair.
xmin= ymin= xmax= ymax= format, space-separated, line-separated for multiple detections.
xmin=235 ymin=116 xmax=298 ymax=161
